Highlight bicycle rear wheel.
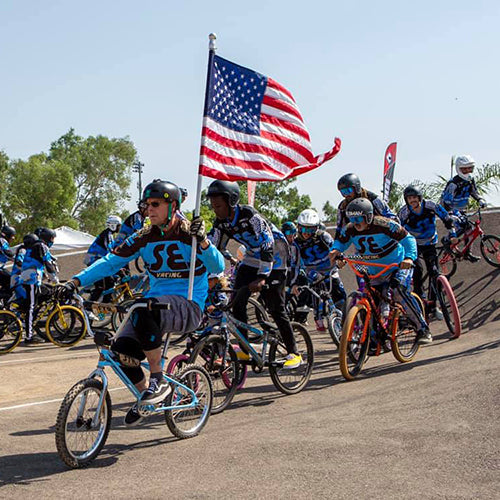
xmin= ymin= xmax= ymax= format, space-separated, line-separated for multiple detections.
xmin=480 ymin=235 xmax=500 ymax=268
xmin=164 ymin=364 xmax=213 ymax=438
xmin=0 ymin=310 xmax=23 ymax=354
xmin=437 ymin=247 xmax=457 ymax=279
xmin=55 ymin=378 xmax=112 ymax=468
xmin=391 ymin=293 xmax=422 ymax=363
xmin=268 ymin=322 xmax=314 ymax=395
xmin=189 ymin=335 xmax=238 ymax=414
xmin=46 ymin=306 xmax=87 ymax=347
xmin=246 ymin=296 xmax=269 ymax=342
xmin=435 ymin=275 xmax=461 ymax=339
xmin=339 ymin=303 xmax=370 ymax=380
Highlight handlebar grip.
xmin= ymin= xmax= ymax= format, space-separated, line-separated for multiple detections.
xmin=149 ymin=301 xmax=172 ymax=311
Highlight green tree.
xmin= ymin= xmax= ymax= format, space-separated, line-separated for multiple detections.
xmin=4 ymin=154 xmax=76 ymax=236
xmin=322 ymin=200 xmax=337 ymax=222
xmin=49 ymin=128 xmax=137 ymax=235
xmin=0 ymin=150 xmax=9 ymax=225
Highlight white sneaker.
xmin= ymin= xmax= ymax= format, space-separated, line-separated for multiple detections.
xmin=87 ymin=311 xmax=99 ymax=322
xmin=434 ymin=307 xmax=443 ymax=320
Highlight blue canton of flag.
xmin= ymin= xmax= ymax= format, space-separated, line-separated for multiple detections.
xmin=207 ymin=56 xmax=267 ymax=136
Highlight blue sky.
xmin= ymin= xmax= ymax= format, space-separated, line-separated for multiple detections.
xmin=2 ymin=0 xmax=500 ymax=215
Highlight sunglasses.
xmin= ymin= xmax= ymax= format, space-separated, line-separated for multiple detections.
xmin=348 ymin=215 xmax=365 ymax=224
xmin=340 ymin=187 xmax=354 ymax=196
xmin=143 ymin=201 xmax=164 ymax=209
xmin=300 ymin=226 xmax=317 ymax=234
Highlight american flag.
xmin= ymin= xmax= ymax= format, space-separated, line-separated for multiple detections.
xmin=198 ymin=55 xmax=341 ymax=182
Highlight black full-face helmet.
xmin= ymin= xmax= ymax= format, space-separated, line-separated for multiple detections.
xmin=35 ymin=227 xmax=56 ymax=245
xmin=345 ymin=198 xmax=374 ymax=225
xmin=337 ymin=173 xmax=362 ymax=196
xmin=206 ymin=180 xmax=240 ymax=207
xmin=1 ymin=225 xmax=16 ymax=240
xmin=23 ymin=233 xmax=39 ymax=248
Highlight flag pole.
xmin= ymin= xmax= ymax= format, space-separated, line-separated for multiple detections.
xmin=188 ymin=33 xmax=217 ymax=300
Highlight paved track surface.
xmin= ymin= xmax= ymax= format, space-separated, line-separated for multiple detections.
xmin=1 ymin=214 xmax=499 ymax=499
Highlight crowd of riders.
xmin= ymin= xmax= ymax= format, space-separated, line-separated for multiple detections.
xmin=0 ymin=155 xmax=485 ymax=377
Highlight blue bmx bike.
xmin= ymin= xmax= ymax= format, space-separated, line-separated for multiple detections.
xmin=55 ymin=298 xmax=213 ymax=468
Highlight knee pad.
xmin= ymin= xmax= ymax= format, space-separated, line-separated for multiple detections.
xmin=131 ymin=308 xmax=163 ymax=351
xmin=111 ymin=336 xmax=145 ymax=384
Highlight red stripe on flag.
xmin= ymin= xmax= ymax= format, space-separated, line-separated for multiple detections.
xmin=260 ymin=114 xmax=311 ymax=142
xmin=267 ymin=77 xmax=296 ymax=103
xmin=202 ymin=127 xmax=300 ymax=169
xmin=200 ymin=146 xmax=287 ymax=177
xmin=260 ymin=130 xmax=314 ymax=163
xmin=262 ymin=95 xmax=304 ymax=122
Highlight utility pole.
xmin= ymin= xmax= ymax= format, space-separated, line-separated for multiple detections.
xmin=133 ymin=160 xmax=144 ymax=201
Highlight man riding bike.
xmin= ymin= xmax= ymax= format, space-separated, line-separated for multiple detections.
xmin=335 ymin=173 xmax=397 ymax=239
xmin=0 ymin=225 xmax=16 ymax=293
xmin=294 ymin=209 xmax=346 ymax=331
xmin=66 ymin=179 xmax=224 ymax=426
xmin=330 ymin=198 xmax=432 ymax=345
xmin=440 ymin=155 xmax=486 ymax=262
xmin=207 ymin=180 xmax=302 ymax=369
xmin=398 ymin=186 xmax=457 ymax=317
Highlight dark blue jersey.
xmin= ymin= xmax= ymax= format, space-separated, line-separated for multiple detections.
xmin=86 ymin=228 xmax=115 ymax=265
xmin=208 ymin=204 xmax=276 ymax=277
xmin=111 ymin=211 xmax=144 ymax=249
xmin=20 ymin=241 xmax=56 ymax=285
xmin=295 ymin=230 xmax=335 ymax=274
xmin=398 ymin=200 xmax=456 ymax=246
xmin=440 ymin=175 xmax=481 ymax=212
xmin=336 ymin=189 xmax=397 ymax=238
xmin=0 ymin=237 xmax=14 ymax=267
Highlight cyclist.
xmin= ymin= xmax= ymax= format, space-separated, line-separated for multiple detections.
xmin=440 ymin=155 xmax=486 ymax=261
xmin=206 ymin=180 xmax=301 ymax=369
xmin=65 ymin=179 xmax=224 ymax=425
xmin=330 ymin=198 xmax=432 ymax=345
xmin=281 ymin=221 xmax=301 ymax=289
xmin=34 ymin=227 xmax=59 ymax=284
xmin=19 ymin=228 xmax=57 ymax=344
xmin=335 ymin=173 xmax=397 ymax=238
xmin=0 ymin=225 xmax=16 ymax=293
xmin=85 ymin=215 xmax=122 ymax=302
xmin=294 ymin=209 xmax=346 ymax=331
xmin=10 ymin=234 xmax=38 ymax=305
xmin=111 ymin=205 xmax=146 ymax=250
xmin=398 ymin=186 xmax=457 ymax=316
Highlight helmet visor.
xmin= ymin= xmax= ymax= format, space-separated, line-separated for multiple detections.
xmin=340 ymin=187 xmax=354 ymax=196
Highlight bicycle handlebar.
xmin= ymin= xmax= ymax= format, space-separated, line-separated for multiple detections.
xmin=336 ymin=255 xmax=401 ymax=280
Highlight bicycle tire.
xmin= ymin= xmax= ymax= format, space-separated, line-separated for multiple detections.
xmin=0 ymin=310 xmax=23 ymax=354
xmin=45 ymin=305 xmax=87 ymax=347
xmin=164 ymin=364 xmax=213 ymax=438
xmin=110 ymin=298 xmax=135 ymax=332
xmin=188 ymin=335 xmax=239 ymax=414
xmin=435 ymin=275 xmax=461 ymax=339
xmin=325 ymin=301 xmax=343 ymax=348
xmin=437 ymin=246 xmax=457 ymax=279
xmin=390 ymin=293 xmax=422 ymax=363
xmin=339 ymin=303 xmax=370 ymax=380
xmin=480 ymin=235 xmax=500 ymax=268
xmin=246 ymin=296 xmax=269 ymax=342
xmin=166 ymin=354 xmax=190 ymax=376
xmin=268 ymin=322 xmax=314 ymax=395
xmin=55 ymin=378 xmax=112 ymax=469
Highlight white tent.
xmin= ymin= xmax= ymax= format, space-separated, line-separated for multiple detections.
xmin=52 ymin=226 xmax=95 ymax=251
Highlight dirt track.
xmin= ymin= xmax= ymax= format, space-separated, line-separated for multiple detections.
xmin=1 ymin=213 xmax=499 ymax=499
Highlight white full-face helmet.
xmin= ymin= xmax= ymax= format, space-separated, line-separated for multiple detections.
xmin=455 ymin=155 xmax=475 ymax=181
xmin=297 ymin=209 xmax=320 ymax=237
xmin=106 ymin=215 xmax=122 ymax=232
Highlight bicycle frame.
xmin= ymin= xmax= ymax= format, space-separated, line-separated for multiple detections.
xmin=448 ymin=211 xmax=483 ymax=257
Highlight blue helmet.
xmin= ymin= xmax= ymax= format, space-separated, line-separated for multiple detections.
xmin=281 ymin=221 xmax=297 ymax=235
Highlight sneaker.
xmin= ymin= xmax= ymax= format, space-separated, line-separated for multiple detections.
xmin=465 ymin=253 xmax=480 ymax=263
xmin=87 ymin=311 xmax=99 ymax=322
xmin=236 ymin=350 xmax=251 ymax=361
xmin=140 ymin=377 xmax=171 ymax=405
xmin=434 ymin=307 xmax=444 ymax=320
xmin=24 ymin=335 xmax=46 ymax=345
xmin=124 ymin=403 xmax=143 ymax=426
xmin=283 ymin=353 xmax=302 ymax=369
xmin=315 ymin=319 xmax=326 ymax=332
xmin=417 ymin=330 xmax=433 ymax=345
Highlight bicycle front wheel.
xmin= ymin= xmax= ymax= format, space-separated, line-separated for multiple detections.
xmin=480 ymin=235 xmax=500 ymax=268
xmin=325 ymin=301 xmax=343 ymax=347
xmin=55 ymin=378 xmax=112 ymax=468
xmin=391 ymin=293 xmax=422 ymax=363
xmin=164 ymin=364 xmax=213 ymax=438
xmin=46 ymin=305 xmax=87 ymax=347
xmin=189 ymin=335 xmax=238 ymax=414
xmin=339 ymin=303 xmax=370 ymax=380
xmin=435 ymin=275 xmax=461 ymax=338
xmin=0 ymin=310 xmax=23 ymax=354
xmin=268 ymin=322 xmax=314 ymax=395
